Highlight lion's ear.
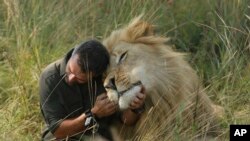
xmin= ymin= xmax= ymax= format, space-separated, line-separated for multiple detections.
xmin=124 ymin=15 xmax=155 ymax=41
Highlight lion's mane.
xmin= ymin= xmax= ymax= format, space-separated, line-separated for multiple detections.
xmin=103 ymin=16 xmax=221 ymax=141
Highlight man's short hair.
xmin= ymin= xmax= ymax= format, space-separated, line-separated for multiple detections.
xmin=72 ymin=40 xmax=109 ymax=76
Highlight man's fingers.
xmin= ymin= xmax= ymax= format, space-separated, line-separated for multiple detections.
xmin=106 ymin=101 xmax=117 ymax=108
xmin=130 ymin=102 xmax=135 ymax=108
xmin=97 ymin=93 xmax=108 ymax=100
xmin=130 ymin=96 xmax=145 ymax=109
xmin=137 ymin=93 xmax=145 ymax=100
xmin=105 ymin=102 xmax=117 ymax=115
xmin=133 ymin=97 xmax=141 ymax=104
xmin=130 ymin=101 xmax=140 ymax=109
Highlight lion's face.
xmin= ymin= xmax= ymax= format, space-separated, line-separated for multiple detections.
xmin=103 ymin=17 xmax=170 ymax=110
xmin=104 ymin=41 xmax=153 ymax=110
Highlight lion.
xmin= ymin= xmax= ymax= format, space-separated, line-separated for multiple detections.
xmin=103 ymin=16 xmax=222 ymax=141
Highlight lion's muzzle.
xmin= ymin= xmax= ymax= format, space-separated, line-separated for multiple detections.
xmin=118 ymin=81 xmax=142 ymax=97
xmin=104 ymin=79 xmax=142 ymax=110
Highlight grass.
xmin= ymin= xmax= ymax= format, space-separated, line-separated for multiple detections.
xmin=0 ymin=0 xmax=249 ymax=140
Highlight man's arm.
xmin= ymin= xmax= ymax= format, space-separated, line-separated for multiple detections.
xmin=53 ymin=113 xmax=87 ymax=138
xmin=54 ymin=93 xmax=117 ymax=139
xmin=121 ymin=87 xmax=146 ymax=125
xmin=121 ymin=108 xmax=142 ymax=125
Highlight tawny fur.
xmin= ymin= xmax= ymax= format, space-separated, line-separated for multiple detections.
xmin=103 ymin=16 xmax=222 ymax=141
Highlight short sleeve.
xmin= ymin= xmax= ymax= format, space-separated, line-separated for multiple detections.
xmin=39 ymin=72 xmax=65 ymax=134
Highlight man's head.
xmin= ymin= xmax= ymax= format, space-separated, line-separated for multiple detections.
xmin=65 ymin=40 xmax=109 ymax=85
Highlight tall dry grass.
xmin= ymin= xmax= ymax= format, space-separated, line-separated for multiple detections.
xmin=0 ymin=0 xmax=249 ymax=140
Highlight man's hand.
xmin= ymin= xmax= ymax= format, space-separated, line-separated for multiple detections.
xmin=91 ymin=93 xmax=118 ymax=118
xmin=130 ymin=86 xmax=146 ymax=110
xmin=121 ymin=86 xmax=146 ymax=125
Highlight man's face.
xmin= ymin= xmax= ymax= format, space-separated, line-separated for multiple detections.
xmin=65 ymin=55 xmax=93 ymax=85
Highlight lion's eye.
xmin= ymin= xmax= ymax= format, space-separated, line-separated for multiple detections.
xmin=117 ymin=51 xmax=128 ymax=64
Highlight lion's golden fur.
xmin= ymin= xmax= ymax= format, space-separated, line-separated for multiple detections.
xmin=103 ymin=16 xmax=222 ymax=141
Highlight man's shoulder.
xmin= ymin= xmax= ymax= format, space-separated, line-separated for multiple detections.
xmin=40 ymin=59 xmax=62 ymax=82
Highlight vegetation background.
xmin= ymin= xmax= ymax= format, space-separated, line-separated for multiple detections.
xmin=0 ymin=0 xmax=249 ymax=140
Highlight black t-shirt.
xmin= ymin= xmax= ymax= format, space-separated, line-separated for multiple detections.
xmin=39 ymin=48 xmax=116 ymax=140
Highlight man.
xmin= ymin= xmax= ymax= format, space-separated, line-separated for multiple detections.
xmin=39 ymin=40 xmax=146 ymax=141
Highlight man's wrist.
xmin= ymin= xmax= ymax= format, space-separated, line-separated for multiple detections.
xmin=90 ymin=108 xmax=98 ymax=118
xmin=131 ymin=103 xmax=145 ymax=115
xmin=85 ymin=109 xmax=93 ymax=117
xmin=84 ymin=109 xmax=97 ymax=130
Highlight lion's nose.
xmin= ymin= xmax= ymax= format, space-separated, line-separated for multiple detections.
xmin=104 ymin=77 xmax=116 ymax=90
